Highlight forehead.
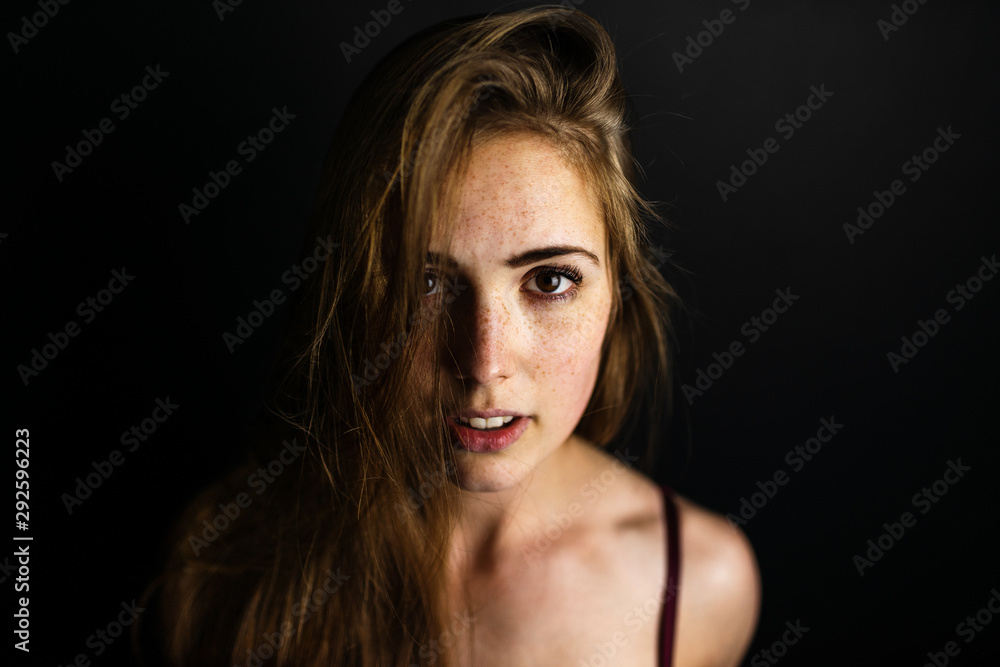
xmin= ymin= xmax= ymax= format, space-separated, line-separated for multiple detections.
xmin=442 ymin=132 xmax=605 ymax=261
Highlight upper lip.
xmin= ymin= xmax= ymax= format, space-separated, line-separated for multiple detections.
xmin=449 ymin=409 xmax=525 ymax=420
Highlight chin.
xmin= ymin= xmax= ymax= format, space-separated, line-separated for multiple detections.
xmin=450 ymin=451 xmax=536 ymax=493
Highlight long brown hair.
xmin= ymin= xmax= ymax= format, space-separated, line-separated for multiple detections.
xmin=156 ymin=6 xmax=678 ymax=665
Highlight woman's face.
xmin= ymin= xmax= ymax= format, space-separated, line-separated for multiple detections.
xmin=420 ymin=132 xmax=614 ymax=493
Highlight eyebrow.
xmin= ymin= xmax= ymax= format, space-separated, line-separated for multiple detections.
xmin=426 ymin=245 xmax=600 ymax=269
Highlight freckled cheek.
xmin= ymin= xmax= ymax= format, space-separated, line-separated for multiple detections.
xmin=524 ymin=301 xmax=609 ymax=415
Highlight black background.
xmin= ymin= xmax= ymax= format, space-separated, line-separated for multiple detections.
xmin=5 ymin=0 xmax=999 ymax=665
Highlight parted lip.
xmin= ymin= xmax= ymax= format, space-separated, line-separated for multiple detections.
xmin=448 ymin=409 xmax=526 ymax=420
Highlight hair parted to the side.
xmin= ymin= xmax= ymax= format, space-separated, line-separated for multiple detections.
xmin=155 ymin=6 xmax=679 ymax=666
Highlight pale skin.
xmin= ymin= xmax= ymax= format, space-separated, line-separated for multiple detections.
xmin=420 ymin=133 xmax=761 ymax=666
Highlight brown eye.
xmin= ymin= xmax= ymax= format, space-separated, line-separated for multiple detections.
xmin=535 ymin=271 xmax=562 ymax=293
xmin=525 ymin=265 xmax=582 ymax=298
xmin=424 ymin=272 xmax=439 ymax=296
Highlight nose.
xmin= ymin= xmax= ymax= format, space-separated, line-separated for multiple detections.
xmin=446 ymin=286 xmax=516 ymax=385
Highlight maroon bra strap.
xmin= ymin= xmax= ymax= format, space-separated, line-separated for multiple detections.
xmin=659 ymin=486 xmax=680 ymax=667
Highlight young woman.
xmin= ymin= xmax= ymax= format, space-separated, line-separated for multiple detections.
xmin=157 ymin=7 xmax=760 ymax=666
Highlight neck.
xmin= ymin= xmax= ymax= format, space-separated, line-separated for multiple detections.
xmin=446 ymin=435 xmax=591 ymax=573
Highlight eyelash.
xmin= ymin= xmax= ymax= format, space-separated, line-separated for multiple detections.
xmin=423 ymin=264 xmax=584 ymax=302
xmin=525 ymin=264 xmax=584 ymax=302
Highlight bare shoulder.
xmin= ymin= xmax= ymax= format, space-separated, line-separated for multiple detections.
xmin=569 ymin=444 xmax=760 ymax=666
xmin=673 ymin=493 xmax=761 ymax=667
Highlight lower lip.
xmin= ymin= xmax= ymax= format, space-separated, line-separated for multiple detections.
xmin=447 ymin=416 xmax=529 ymax=453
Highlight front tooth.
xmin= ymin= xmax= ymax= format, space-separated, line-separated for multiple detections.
xmin=502 ymin=415 xmax=513 ymax=424
xmin=485 ymin=416 xmax=504 ymax=429
xmin=469 ymin=417 xmax=487 ymax=429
